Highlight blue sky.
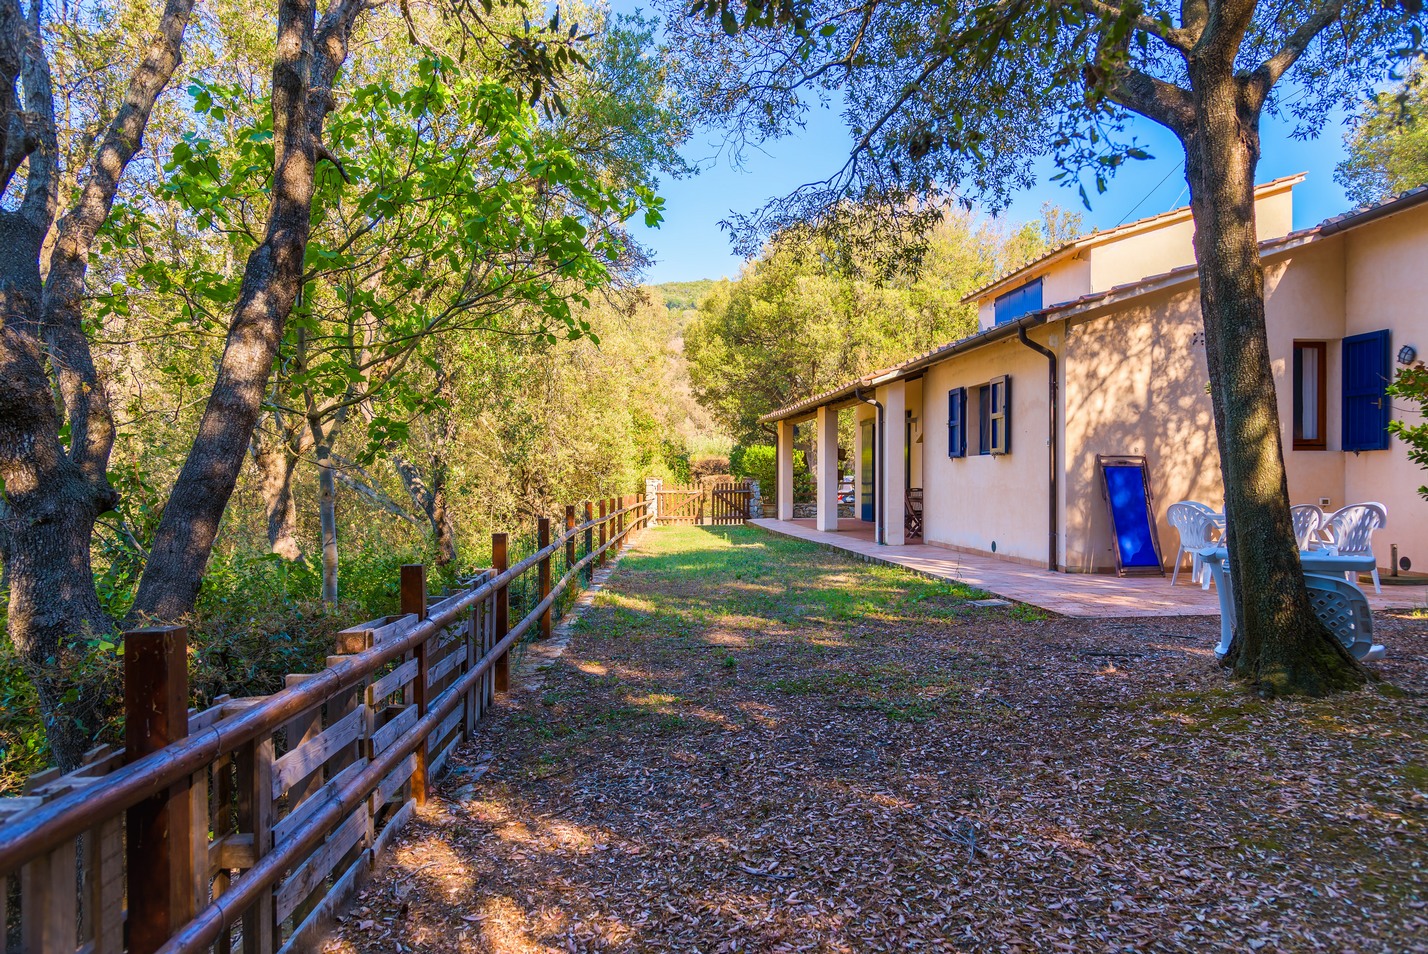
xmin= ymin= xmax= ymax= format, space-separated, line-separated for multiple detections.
xmin=620 ymin=9 xmax=1362 ymax=284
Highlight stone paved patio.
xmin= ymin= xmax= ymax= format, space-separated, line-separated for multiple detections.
xmin=750 ymin=518 xmax=1428 ymax=619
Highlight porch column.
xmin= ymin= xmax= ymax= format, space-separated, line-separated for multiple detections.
xmin=882 ymin=381 xmax=906 ymax=545
xmin=816 ymin=405 xmax=839 ymax=531
xmin=776 ymin=418 xmax=795 ymax=521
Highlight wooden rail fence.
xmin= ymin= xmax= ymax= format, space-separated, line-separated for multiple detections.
xmin=0 ymin=494 xmax=651 ymax=954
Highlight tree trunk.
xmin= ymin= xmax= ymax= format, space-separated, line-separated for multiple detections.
xmin=0 ymin=0 xmax=196 ymax=767
xmin=391 ymin=454 xmax=459 ymax=566
xmin=1180 ymin=72 xmax=1363 ymax=695
xmin=251 ymin=429 xmax=303 ymax=560
xmin=310 ymin=415 xmax=339 ymax=604
xmin=0 ymin=328 xmax=110 ymax=770
xmin=429 ymin=455 xmax=459 ymax=566
xmin=129 ymin=0 xmax=337 ymax=621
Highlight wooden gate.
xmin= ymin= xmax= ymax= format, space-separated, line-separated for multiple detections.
xmin=657 ymin=486 xmax=704 ymax=524
xmin=710 ymin=480 xmax=753 ymax=525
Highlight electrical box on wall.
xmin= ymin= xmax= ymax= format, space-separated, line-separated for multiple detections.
xmin=1319 ymin=497 xmax=1331 ymax=508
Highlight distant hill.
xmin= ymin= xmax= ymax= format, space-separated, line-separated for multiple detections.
xmin=649 ymin=279 xmax=718 ymax=313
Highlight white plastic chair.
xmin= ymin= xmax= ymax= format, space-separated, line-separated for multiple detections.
xmin=1304 ymin=574 xmax=1386 ymax=661
xmin=1289 ymin=504 xmax=1325 ymax=551
xmin=1167 ymin=502 xmax=1221 ymax=585
xmin=1321 ymin=502 xmax=1388 ymax=594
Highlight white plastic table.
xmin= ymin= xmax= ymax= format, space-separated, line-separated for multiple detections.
xmin=1196 ymin=546 xmax=1376 ymax=657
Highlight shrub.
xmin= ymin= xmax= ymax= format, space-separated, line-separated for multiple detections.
xmin=729 ymin=443 xmax=812 ymax=500
xmin=1388 ymin=363 xmax=1428 ymax=501
xmin=691 ymin=455 xmax=731 ymax=479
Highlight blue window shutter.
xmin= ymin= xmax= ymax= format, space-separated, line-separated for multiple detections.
xmin=1342 ymin=330 xmax=1391 ymax=451
xmin=1022 ymin=279 xmax=1043 ymax=315
xmin=947 ymin=388 xmax=966 ymax=458
xmin=989 ymin=374 xmax=1012 ymax=454
xmin=993 ymin=278 xmax=1044 ymax=325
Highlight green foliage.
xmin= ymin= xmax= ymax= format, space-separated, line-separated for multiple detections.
xmin=0 ymin=2 xmax=711 ymax=789
xmin=730 ymin=443 xmax=811 ymax=499
xmin=731 ymin=443 xmax=775 ymax=488
xmin=1388 ymin=364 xmax=1428 ymax=501
xmin=651 ymin=279 xmax=718 ymax=313
xmin=1337 ymin=62 xmax=1428 ymax=205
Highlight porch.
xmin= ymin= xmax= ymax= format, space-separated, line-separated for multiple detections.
xmin=750 ymin=518 xmax=1428 ymax=619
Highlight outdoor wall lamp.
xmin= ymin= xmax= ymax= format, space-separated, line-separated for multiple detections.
xmin=1398 ymin=344 xmax=1417 ymax=365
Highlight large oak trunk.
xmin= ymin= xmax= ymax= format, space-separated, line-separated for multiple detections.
xmin=1180 ymin=75 xmax=1362 ymax=695
xmin=0 ymin=327 xmax=111 ymax=770
xmin=128 ymin=0 xmax=319 ymax=621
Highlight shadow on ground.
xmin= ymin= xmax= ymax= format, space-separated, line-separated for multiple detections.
xmin=325 ymin=525 xmax=1428 ymax=953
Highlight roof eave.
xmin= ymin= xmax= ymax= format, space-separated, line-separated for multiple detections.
xmin=759 ymin=312 xmax=1050 ymax=425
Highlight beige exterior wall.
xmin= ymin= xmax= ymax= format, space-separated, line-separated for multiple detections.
xmin=1342 ymin=207 xmax=1428 ymax=569
xmin=920 ymin=198 xmax=1427 ymax=574
xmin=976 ymin=182 xmax=1298 ymax=332
xmin=921 ymin=330 xmax=1056 ymax=566
xmin=1264 ymin=238 xmax=1347 ymax=510
xmin=1062 ymin=287 xmax=1221 ymax=572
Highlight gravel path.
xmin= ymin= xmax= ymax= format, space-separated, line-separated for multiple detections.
xmin=324 ymin=525 xmax=1428 ymax=953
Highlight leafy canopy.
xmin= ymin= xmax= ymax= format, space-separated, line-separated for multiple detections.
xmin=664 ymin=0 xmax=1424 ymax=251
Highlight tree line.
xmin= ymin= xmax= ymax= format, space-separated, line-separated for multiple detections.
xmin=0 ymin=0 xmax=703 ymax=776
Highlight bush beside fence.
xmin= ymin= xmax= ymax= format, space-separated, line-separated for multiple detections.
xmin=0 ymin=495 xmax=650 ymax=954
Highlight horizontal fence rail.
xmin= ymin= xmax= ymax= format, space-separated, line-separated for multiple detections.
xmin=0 ymin=495 xmax=652 ymax=954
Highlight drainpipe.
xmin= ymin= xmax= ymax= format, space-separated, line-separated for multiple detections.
xmin=1017 ymin=324 xmax=1059 ymax=572
xmin=853 ymin=387 xmax=886 ymax=545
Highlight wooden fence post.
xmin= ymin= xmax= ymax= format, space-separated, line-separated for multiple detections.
xmin=401 ymin=564 xmax=429 ymax=806
xmin=583 ymin=501 xmax=594 ymax=584
xmin=565 ymin=504 xmax=576 ymax=590
xmin=237 ymin=735 xmax=275 ymax=954
xmin=538 ymin=516 xmax=552 ymax=639
xmin=493 ymin=533 xmax=510 ymax=693
xmin=597 ymin=499 xmax=608 ymax=567
xmin=124 ymin=625 xmax=195 ymax=954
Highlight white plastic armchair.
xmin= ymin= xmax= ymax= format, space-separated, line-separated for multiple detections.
xmin=1167 ymin=502 xmax=1221 ymax=586
xmin=1322 ymin=503 xmax=1388 ymax=593
xmin=1289 ymin=504 xmax=1325 ymax=551
xmin=1304 ymin=574 xmax=1386 ymax=661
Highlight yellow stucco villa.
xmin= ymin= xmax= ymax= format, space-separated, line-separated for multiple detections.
xmin=762 ymin=175 xmax=1428 ymax=577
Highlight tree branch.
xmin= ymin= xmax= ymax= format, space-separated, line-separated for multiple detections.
xmin=16 ymin=0 xmax=56 ymax=231
xmin=1081 ymin=0 xmax=1195 ymax=54
xmin=42 ymin=0 xmax=197 ymax=492
xmin=1244 ymin=0 xmax=1346 ymax=110
xmin=1093 ymin=23 xmax=1194 ymax=135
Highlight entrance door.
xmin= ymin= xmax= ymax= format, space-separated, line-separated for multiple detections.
xmin=860 ymin=420 xmax=875 ymax=523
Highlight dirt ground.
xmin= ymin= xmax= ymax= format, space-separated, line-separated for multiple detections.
xmin=324 ymin=525 xmax=1428 ymax=953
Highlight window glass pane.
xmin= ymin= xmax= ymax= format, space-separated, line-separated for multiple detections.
xmin=1300 ymin=349 xmax=1319 ymax=441
xmin=978 ymin=385 xmax=990 ymax=455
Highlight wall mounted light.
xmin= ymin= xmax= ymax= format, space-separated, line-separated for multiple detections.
xmin=1399 ymin=344 xmax=1418 ymax=365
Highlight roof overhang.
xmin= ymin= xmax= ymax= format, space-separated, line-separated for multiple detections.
xmin=759 ymin=312 xmax=1050 ymax=424
xmin=761 ymin=178 xmax=1428 ymax=428
xmin=960 ymin=173 xmax=1306 ymax=305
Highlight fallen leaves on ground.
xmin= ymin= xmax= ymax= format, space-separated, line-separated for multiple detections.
xmin=324 ymin=527 xmax=1428 ymax=953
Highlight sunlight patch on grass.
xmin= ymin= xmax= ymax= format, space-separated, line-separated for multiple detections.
xmin=592 ymin=592 xmax=658 ymax=613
